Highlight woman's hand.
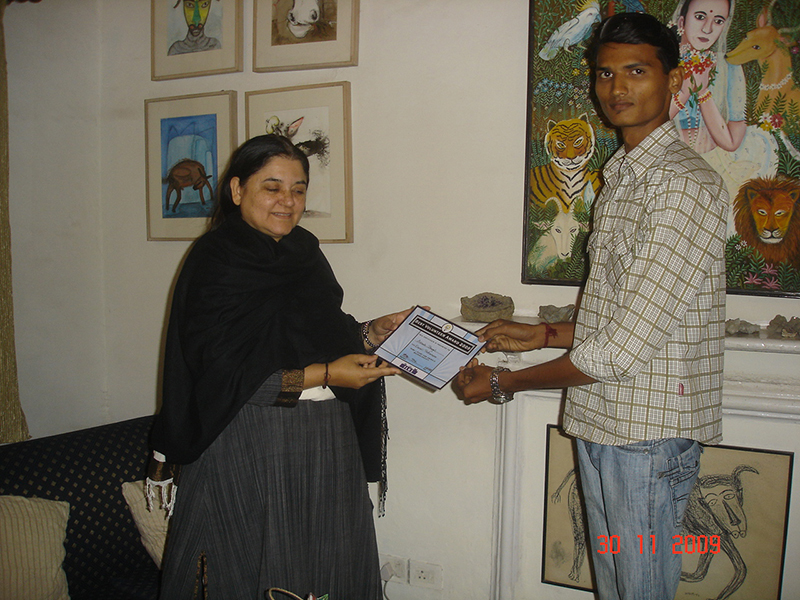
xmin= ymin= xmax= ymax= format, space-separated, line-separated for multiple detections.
xmin=327 ymin=354 xmax=401 ymax=389
xmin=365 ymin=306 xmax=424 ymax=349
xmin=687 ymin=64 xmax=713 ymax=97
xmin=477 ymin=320 xmax=543 ymax=353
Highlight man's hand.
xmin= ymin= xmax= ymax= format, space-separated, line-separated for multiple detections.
xmin=453 ymin=359 xmax=497 ymax=405
xmin=477 ymin=320 xmax=543 ymax=353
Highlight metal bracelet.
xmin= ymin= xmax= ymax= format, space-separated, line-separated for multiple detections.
xmin=490 ymin=366 xmax=513 ymax=404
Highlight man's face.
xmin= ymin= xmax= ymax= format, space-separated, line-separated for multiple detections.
xmin=593 ymin=42 xmax=682 ymax=150
xmin=183 ymin=0 xmax=211 ymax=36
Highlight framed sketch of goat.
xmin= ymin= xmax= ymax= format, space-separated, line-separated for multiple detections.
xmin=542 ymin=424 xmax=793 ymax=599
xmin=145 ymin=91 xmax=237 ymax=240
xmin=253 ymin=0 xmax=359 ymax=72
xmin=246 ymin=82 xmax=353 ymax=243
xmin=151 ymin=0 xmax=243 ymax=81
xmin=523 ymin=0 xmax=800 ymax=297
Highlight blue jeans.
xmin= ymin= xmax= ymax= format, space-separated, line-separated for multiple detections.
xmin=576 ymin=437 xmax=701 ymax=600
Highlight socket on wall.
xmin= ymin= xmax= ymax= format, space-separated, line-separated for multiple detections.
xmin=409 ymin=559 xmax=443 ymax=589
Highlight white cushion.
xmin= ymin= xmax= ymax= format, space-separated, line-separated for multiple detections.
xmin=0 ymin=495 xmax=70 ymax=600
xmin=121 ymin=480 xmax=169 ymax=568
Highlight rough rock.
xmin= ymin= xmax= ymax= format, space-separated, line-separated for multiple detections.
xmin=725 ymin=318 xmax=760 ymax=336
xmin=766 ymin=315 xmax=800 ymax=339
xmin=538 ymin=304 xmax=575 ymax=323
xmin=460 ymin=292 xmax=514 ymax=322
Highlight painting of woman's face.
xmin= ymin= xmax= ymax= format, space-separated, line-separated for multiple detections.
xmin=680 ymin=0 xmax=730 ymax=50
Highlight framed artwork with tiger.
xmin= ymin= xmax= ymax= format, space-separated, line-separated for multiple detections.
xmin=523 ymin=0 xmax=800 ymax=297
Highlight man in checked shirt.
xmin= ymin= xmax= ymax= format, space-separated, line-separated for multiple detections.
xmin=455 ymin=12 xmax=728 ymax=600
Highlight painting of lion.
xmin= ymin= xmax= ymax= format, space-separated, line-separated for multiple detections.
xmin=733 ymin=176 xmax=800 ymax=270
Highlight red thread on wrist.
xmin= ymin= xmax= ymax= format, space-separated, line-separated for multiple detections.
xmin=543 ymin=324 xmax=558 ymax=348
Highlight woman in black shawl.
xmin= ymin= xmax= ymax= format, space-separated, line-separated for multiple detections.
xmin=148 ymin=135 xmax=409 ymax=599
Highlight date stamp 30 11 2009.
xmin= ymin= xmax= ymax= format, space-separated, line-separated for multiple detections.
xmin=597 ymin=534 xmax=722 ymax=555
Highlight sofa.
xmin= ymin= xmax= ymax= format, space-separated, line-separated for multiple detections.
xmin=0 ymin=415 xmax=162 ymax=600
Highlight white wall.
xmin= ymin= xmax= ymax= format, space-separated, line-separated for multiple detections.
xmin=6 ymin=1 xmax=799 ymax=598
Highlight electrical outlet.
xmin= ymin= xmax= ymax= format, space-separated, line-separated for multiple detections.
xmin=379 ymin=554 xmax=408 ymax=583
xmin=409 ymin=560 xmax=443 ymax=589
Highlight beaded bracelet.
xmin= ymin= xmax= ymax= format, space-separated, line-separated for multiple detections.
xmin=322 ymin=363 xmax=330 ymax=389
xmin=361 ymin=320 xmax=378 ymax=352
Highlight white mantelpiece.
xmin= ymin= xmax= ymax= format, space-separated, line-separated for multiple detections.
xmin=452 ymin=315 xmax=800 ymax=599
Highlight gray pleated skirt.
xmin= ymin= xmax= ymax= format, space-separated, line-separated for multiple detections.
xmin=159 ymin=398 xmax=381 ymax=600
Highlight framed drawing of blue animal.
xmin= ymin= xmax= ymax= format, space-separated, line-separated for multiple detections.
xmin=523 ymin=0 xmax=800 ymax=297
xmin=253 ymin=0 xmax=360 ymax=72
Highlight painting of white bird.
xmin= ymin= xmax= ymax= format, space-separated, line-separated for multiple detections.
xmin=538 ymin=0 xmax=601 ymax=61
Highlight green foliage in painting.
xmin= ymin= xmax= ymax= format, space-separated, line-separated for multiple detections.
xmin=726 ymin=235 xmax=800 ymax=293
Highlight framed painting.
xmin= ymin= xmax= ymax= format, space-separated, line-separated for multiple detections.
xmin=542 ymin=425 xmax=794 ymax=599
xmin=252 ymin=0 xmax=359 ymax=72
xmin=542 ymin=425 xmax=595 ymax=592
xmin=151 ymin=0 xmax=243 ymax=80
xmin=245 ymin=82 xmax=353 ymax=243
xmin=522 ymin=0 xmax=800 ymax=297
xmin=145 ymin=91 xmax=237 ymax=241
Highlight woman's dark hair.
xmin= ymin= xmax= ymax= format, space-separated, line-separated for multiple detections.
xmin=211 ymin=134 xmax=310 ymax=228
xmin=587 ymin=12 xmax=680 ymax=73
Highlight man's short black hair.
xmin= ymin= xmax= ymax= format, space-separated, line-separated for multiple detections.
xmin=587 ymin=12 xmax=680 ymax=73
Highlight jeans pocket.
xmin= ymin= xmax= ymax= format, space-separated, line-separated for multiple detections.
xmin=666 ymin=443 xmax=701 ymax=528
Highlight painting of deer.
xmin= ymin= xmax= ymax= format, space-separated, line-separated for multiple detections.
xmin=726 ymin=1 xmax=800 ymax=112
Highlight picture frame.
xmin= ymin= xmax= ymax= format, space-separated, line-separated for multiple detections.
xmin=151 ymin=0 xmax=243 ymax=81
xmin=522 ymin=0 xmax=800 ymax=297
xmin=145 ymin=91 xmax=237 ymax=241
xmin=245 ymin=82 xmax=353 ymax=243
xmin=541 ymin=425 xmax=595 ymax=593
xmin=252 ymin=0 xmax=359 ymax=72
xmin=542 ymin=425 xmax=794 ymax=599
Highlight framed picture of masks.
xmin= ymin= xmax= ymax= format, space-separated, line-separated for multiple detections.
xmin=252 ymin=0 xmax=360 ymax=72
xmin=542 ymin=425 xmax=794 ymax=599
xmin=245 ymin=82 xmax=354 ymax=243
xmin=522 ymin=0 xmax=800 ymax=298
xmin=144 ymin=90 xmax=237 ymax=240
xmin=151 ymin=0 xmax=243 ymax=80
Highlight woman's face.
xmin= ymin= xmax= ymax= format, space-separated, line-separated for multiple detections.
xmin=680 ymin=0 xmax=730 ymax=50
xmin=231 ymin=156 xmax=307 ymax=242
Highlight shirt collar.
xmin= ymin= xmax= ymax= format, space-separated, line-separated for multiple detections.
xmin=605 ymin=122 xmax=679 ymax=182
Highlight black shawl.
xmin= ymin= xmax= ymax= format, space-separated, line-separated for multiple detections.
xmin=150 ymin=214 xmax=385 ymax=482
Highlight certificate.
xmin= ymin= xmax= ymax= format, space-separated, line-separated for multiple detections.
xmin=375 ymin=306 xmax=485 ymax=389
